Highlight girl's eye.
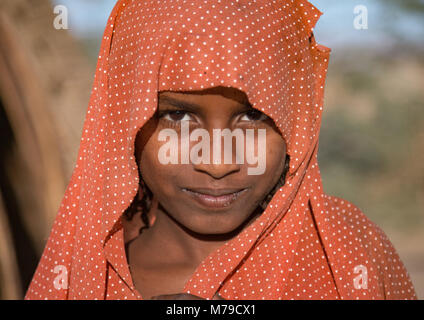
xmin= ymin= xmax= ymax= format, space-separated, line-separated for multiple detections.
xmin=161 ymin=110 xmax=193 ymax=122
xmin=240 ymin=110 xmax=268 ymax=122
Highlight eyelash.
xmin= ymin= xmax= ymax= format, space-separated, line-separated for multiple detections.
xmin=161 ymin=110 xmax=193 ymax=121
xmin=157 ymin=110 xmax=194 ymax=129
xmin=240 ymin=110 xmax=268 ymax=122
xmin=157 ymin=109 xmax=269 ymax=127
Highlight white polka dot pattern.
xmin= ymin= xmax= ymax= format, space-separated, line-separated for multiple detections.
xmin=25 ymin=0 xmax=416 ymax=300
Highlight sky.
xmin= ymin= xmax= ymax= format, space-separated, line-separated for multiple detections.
xmin=52 ymin=0 xmax=424 ymax=50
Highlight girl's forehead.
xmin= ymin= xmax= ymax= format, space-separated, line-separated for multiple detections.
xmin=159 ymin=87 xmax=251 ymax=106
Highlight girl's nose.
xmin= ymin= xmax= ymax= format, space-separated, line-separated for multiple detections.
xmin=189 ymin=123 xmax=244 ymax=179
xmin=192 ymin=161 xmax=240 ymax=179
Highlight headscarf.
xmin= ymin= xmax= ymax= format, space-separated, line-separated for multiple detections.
xmin=25 ymin=0 xmax=416 ymax=300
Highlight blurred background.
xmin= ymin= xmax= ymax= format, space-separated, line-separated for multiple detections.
xmin=0 ymin=0 xmax=423 ymax=299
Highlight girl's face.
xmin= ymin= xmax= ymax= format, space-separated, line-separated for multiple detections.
xmin=135 ymin=87 xmax=287 ymax=235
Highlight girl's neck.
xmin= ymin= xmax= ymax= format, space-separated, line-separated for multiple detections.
xmin=129 ymin=197 xmax=262 ymax=272
xmin=133 ymin=205 xmax=229 ymax=270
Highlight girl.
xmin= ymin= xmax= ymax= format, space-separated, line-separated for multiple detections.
xmin=26 ymin=0 xmax=416 ymax=300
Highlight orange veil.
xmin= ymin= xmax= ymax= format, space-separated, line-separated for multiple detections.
xmin=26 ymin=0 xmax=416 ymax=299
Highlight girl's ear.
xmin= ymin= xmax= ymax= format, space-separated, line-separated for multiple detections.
xmin=146 ymin=196 xmax=158 ymax=227
xmin=122 ymin=184 xmax=146 ymax=243
xmin=138 ymin=178 xmax=157 ymax=227
xmin=136 ymin=184 xmax=144 ymax=201
xmin=123 ymin=191 xmax=143 ymax=244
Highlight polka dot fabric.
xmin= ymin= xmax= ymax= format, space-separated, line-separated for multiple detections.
xmin=25 ymin=0 xmax=416 ymax=300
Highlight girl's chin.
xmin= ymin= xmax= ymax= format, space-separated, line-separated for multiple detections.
xmin=172 ymin=211 xmax=254 ymax=236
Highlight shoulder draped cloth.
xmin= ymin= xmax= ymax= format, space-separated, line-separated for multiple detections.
xmin=26 ymin=0 xmax=416 ymax=299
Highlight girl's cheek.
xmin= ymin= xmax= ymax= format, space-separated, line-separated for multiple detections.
xmin=266 ymin=135 xmax=286 ymax=165
xmin=142 ymin=132 xmax=162 ymax=164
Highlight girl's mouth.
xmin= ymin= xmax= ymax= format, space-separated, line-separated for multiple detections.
xmin=181 ymin=188 xmax=248 ymax=209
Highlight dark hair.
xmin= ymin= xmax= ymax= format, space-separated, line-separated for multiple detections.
xmin=123 ymin=176 xmax=152 ymax=231
xmin=124 ymin=155 xmax=290 ymax=231
xmin=259 ymin=155 xmax=290 ymax=210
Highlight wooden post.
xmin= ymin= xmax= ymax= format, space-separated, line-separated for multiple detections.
xmin=0 ymin=0 xmax=93 ymax=298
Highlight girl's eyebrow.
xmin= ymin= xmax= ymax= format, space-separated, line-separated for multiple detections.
xmin=158 ymin=95 xmax=253 ymax=112
xmin=158 ymin=95 xmax=200 ymax=112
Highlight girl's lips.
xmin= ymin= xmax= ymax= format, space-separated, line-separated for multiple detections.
xmin=181 ymin=188 xmax=248 ymax=209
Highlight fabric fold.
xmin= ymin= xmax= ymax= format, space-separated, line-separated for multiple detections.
xmin=25 ymin=0 xmax=416 ymax=300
